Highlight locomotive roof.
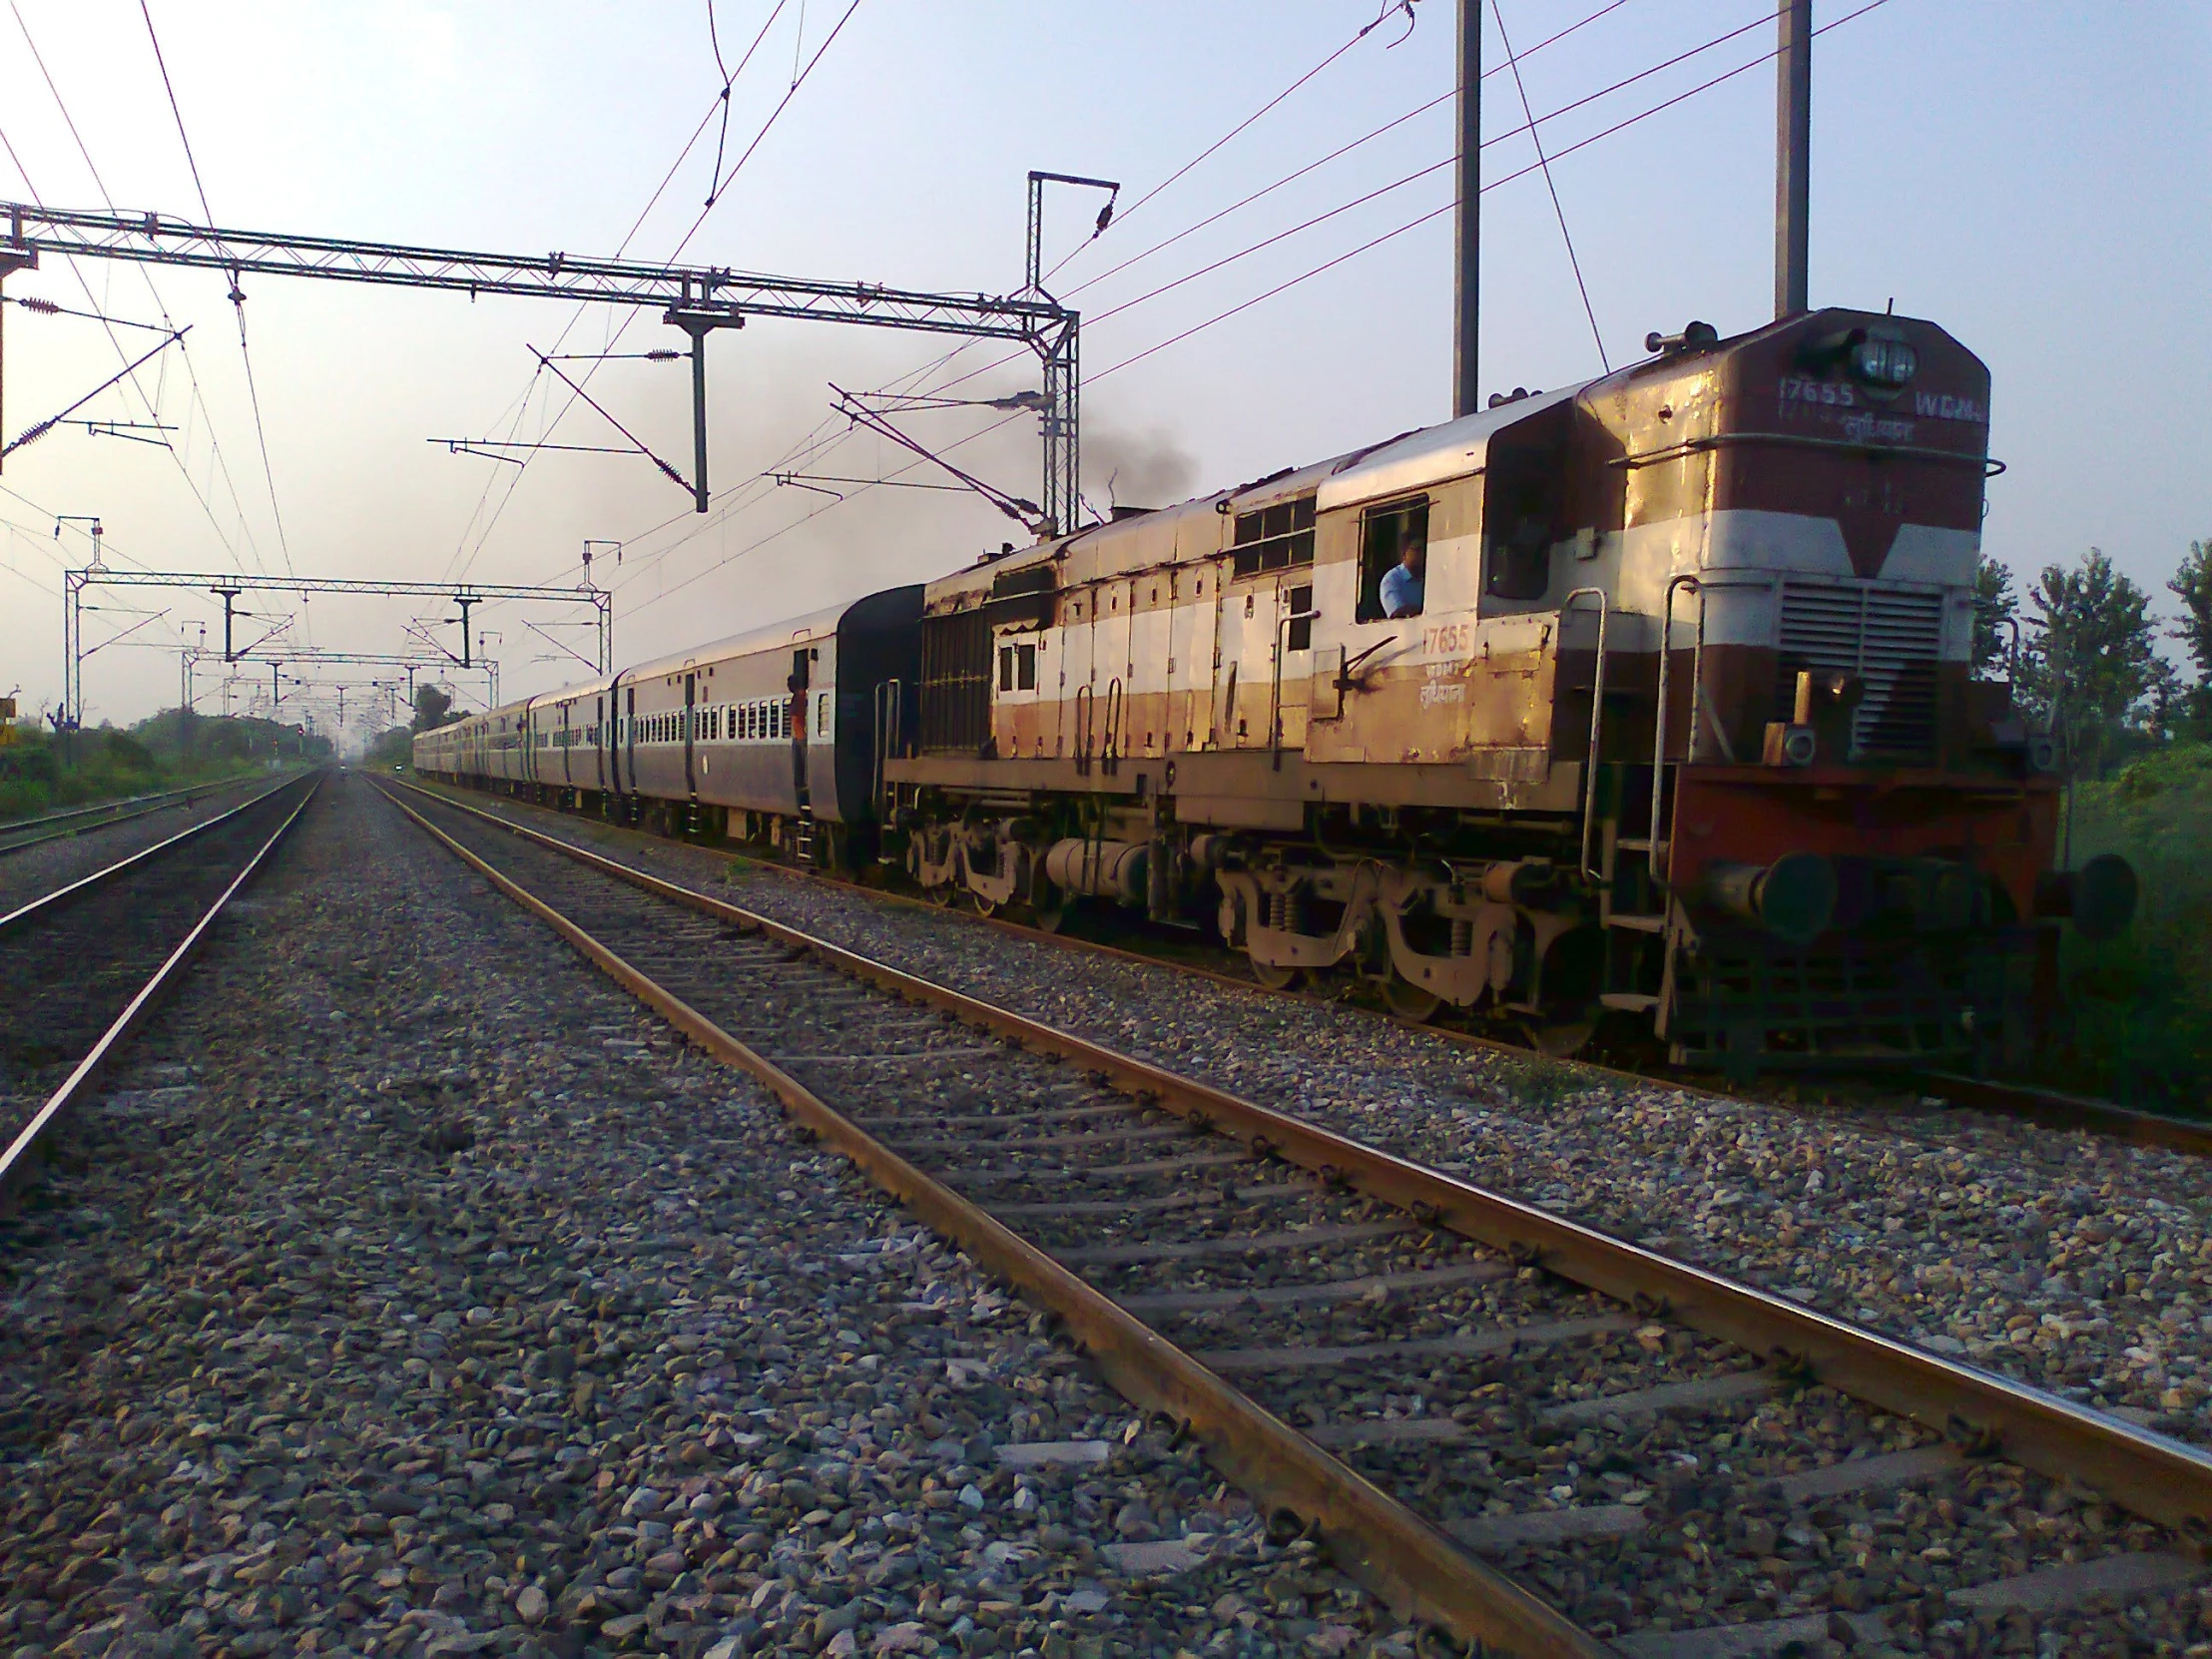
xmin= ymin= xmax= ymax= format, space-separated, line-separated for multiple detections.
xmin=1315 ymin=382 xmax=1591 ymax=512
xmin=921 ymin=382 xmax=1603 ymax=608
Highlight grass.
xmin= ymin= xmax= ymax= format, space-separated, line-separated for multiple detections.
xmin=2052 ymin=743 xmax=2212 ymax=1111
xmin=0 ymin=712 xmax=325 ymax=824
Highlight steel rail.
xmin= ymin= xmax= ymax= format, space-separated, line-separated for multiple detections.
xmin=0 ymin=775 xmax=319 ymax=1200
xmin=0 ymin=772 xmax=313 ymax=933
xmin=0 ymin=771 xmax=267 ymax=857
xmin=1912 ymin=1070 xmax=2212 ymax=1159
xmin=374 ymin=780 xmax=1609 ymax=1658
xmin=408 ymin=778 xmax=2206 ymax=1158
xmin=386 ymin=777 xmax=2212 ymax=1540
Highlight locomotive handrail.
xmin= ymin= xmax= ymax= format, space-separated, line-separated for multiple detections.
xmin=1102 ymin=677 xmax=1124 ymax=779
xmin=872 ymin=677 xmax=903 ymax=819
xmin=1653 ymin=574 xmax=1782 ymax=870
xmin=1610 ymin=430 xmax=2004 ymax=477
xmin=1073 ymin=682 xmax=1095 ymax=778
xmin=1650 ymin=574 xmax=1702 ymax=874
xmin=1560 ymin=587 xmax=1608 ymax=882
xmin=1270 ymin=601 xmax=1321 ymax=773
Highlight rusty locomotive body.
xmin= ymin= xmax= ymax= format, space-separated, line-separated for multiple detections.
xmin=420 ymin=307 xmax=2120 ymax=1071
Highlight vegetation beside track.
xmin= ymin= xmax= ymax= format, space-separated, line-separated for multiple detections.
xmin=0 ymin=711 xmax=326 ymax=822
xmin=2057 ymin=741 xmax=2212 ymax=1111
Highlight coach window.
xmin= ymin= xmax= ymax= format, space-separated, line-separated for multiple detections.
xmin=1357 ymin=498 xmax=1428 ymax=623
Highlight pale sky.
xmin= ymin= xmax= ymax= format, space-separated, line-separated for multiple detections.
xmin=1 ymin=1 xmax=2206 ymax=736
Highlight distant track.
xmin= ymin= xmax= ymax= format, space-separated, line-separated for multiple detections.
xmin=0 ymin=773 xmax=319 ymax=1201
xmin=384 ymin=776 xmax=2212 ymax=1656
xmin=0 ymin=771 xmax=268 ymax=858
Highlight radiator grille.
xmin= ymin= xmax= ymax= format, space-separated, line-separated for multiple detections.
xmin=1777 ymin=582 xmax=1943 ymax=759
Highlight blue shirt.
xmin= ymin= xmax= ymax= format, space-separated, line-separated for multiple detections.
xmin=1380 ymin=563 xmax=1424 ymax=618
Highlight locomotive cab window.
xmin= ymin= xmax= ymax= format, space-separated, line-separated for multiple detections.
xmin=1482 ymin=404 xmax=1571 ymax=603
xmin=1358 ymin=498 xmax=1429 ymax=623
xmin=998 ymin=642 xmax=1037 ymax=692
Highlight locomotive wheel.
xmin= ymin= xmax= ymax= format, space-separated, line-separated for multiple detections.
xmin=1029 ymin=900 xmax=1067 ymax=934
xmin=970 ymin=892 xmax=999 ymax=918
xmin=1382 ymin=976 xmax=1443 ymax=1023
xmin=1250 ymin=959 xmax=1301 ymax=991
xmin=927 ymin=883 xmax=957 ymax=908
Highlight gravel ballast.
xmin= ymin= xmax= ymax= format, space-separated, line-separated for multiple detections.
xmin=0 ymin=774 xmax=281 ymax=915
xmin=428 ymin=794 xmax=2212 ymax=1445
xmin=0 ymin=774 xmax=1409 ymax=1658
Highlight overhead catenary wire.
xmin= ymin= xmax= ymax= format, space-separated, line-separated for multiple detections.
xmin=137 ymin=0 xmax=297 ymax=583
xmin=1091 ymin=0 xmax=1896 ymax=384
xmin=448 ymin=0 xmax=864 ymax=585
xmin=1044 ymin=0 xmax=1636 ymax=289
xmin=564 ymin=0 xmax=1638 ymax=595
xmin=0 ymin=11 xmax=270 ymax=578
xmin=705 ymin=0 xmax=791 ymax=205
xmin=913 ymin=0 xmax=1821 ymax=409
xmin=599 ymin=0 xmax=1899 ymax=620
xmin=1491 ymin=0 xmax=1608 ymax=371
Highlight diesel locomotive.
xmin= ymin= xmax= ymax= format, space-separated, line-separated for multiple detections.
xmin=417 ymin=305 xmax=2132 ymax=1072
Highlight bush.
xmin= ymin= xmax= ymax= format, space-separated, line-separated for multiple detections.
xmin=2056 ymin=743 xmax=2212 ymax=1110
xmin=0 ymin=713 xmax=325 ymax=824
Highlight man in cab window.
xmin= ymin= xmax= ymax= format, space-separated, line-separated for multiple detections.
xmin=1381 ymin=524 xmax=1425 ymax=619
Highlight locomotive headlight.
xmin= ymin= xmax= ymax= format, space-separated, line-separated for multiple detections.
xmin=1849 ymin=336 xmax=1918 ymax=388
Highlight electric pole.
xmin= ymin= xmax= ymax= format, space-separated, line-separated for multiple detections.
xmin=1775 ymin=0 xmax=1812 ymax=317
xmin=1453 ymin=0 xmax=1481 ymax=417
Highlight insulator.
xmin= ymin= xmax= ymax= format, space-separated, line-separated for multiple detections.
xmin=18 ymin=296 xmax=62 ymax=314
xmin=645 ymin=349 xmax=682 ymax=361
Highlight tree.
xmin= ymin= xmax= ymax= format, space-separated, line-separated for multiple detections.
xmin=2018 ymin=548 xmax=2158 ymax=777
xmin=2168 ymin=537 xmax=2212 ymax=725
xmin=1972 ymin=555 xmax=2018 ymax=676
xmin=412 ymin=684 xmax=456 ymax=733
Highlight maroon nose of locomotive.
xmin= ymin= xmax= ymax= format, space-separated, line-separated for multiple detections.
xmin=1703 ymin=853 xmax=1837 ymax=945
xmin=1700 ymin=846 xmax=2138 ymax=949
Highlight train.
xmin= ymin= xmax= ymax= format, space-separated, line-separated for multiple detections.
xmin=416 ymin=304 xmax=2134 ymax=1075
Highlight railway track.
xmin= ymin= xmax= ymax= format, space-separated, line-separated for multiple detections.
xmin=382 ymin=776 xmax=2212 ymax=1656
xmin=410 ymin=779 xmax=2210 ymax=1161
xmin=0 ymin=772 xmax=319 ymax=1199
xmin=0 ymin=771 xmax=265 ymax=858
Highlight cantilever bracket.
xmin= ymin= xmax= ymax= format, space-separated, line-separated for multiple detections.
xmin=663 ymin=305 xmax=747 ymax=515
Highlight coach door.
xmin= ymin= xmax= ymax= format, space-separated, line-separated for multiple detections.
xmin=622 ymin=684 xmax=638 ymax=802
xmin=790 ymin=649 xmax=811 ymax=801
xmin=683 ymin=671 xmax=699 ymax=800
xmin=594 ymin=694 xmax=607 ymax=792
